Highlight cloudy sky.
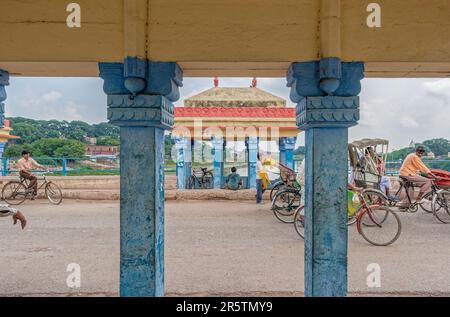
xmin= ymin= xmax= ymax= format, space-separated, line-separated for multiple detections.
xmin=5 ymin=76 xmax=450 ymax=150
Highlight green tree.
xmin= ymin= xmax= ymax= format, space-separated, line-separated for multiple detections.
xmin=3 ymin=144 xmax=34 ymax=158
xmin=54 ymin=141 xmax=86 ymax=158
xmin=96 ymin=136 xmax=120 ymax=146
xmin=9 ymin=122 xmax=42 ymax=144
xmin=31 ymin=138 xmax=86 ymax=158
xmin=92 ymin=122 xmax=120 ymax=138
xmin=423 ymin=138 xmax=450 ymax=157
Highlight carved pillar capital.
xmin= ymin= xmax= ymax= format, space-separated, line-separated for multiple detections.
xmin=99 ymin=58 xmax=183 ymax=130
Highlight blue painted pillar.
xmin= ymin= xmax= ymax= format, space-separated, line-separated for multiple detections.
xmin=0 ymin=142 xmax=6 ymax=176
xmin=62 ymin=159 xmax=67 ymax=176
xmin=288 ymin=59 xmax=364 ymax=297
xmin=0 ymin=70 xmax=10 ymax=177
xmin=212 ymin=136 xmax=224 ymax=189
xmin=279 ymin=137 xmax=296 ymax=170
xmin=3 ymin=158 xmax=8 ymax=176
xmin=246 ymin=137 xmax=258 ymax=189
xmin=100 ymin=58 xmax=183 ymax=297
xmin=173 ymin=137 xmax=192 ymax=189
xmin=0 ymin=70 xmax=9 ymax=129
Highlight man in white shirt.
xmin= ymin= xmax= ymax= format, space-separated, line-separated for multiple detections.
xmin=0 ymin=205 xmax=27 ymax=229
xmin=256 ymin=153 xmax=264 ymax=204
xmin=16 ymin=150 xmax=46 ymax=197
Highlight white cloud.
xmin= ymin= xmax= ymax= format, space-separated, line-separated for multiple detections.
xmin=5 ymin=77 xmax=449 ymax=151
xmin=398 ymin=116 xmax=419 ymax=128
xmin=424 ymin=79 xmax=450 ymax=96
xmin=42 ymin=91 xmax=63 ymax=103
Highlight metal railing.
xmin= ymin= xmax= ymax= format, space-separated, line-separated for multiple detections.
xmin=0 ymin=157 xmax=179 ymax=176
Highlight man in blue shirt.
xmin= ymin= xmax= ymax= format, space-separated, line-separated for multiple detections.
xmin=225 ymin=167 xmax=242 ymax=190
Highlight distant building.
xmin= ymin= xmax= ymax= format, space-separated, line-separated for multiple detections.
xmin=86 ymin=145 xmax=119 ymax=157
xmin=426 ymin=151 xmax=435 ymax=158
xmin=85 ymin=137 xmax=97 ymax=145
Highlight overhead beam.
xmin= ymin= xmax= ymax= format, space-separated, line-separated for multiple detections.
xmin=0 ymin=0 xmax=449 ymax=77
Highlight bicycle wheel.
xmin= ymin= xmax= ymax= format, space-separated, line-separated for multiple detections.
xmin=202 ymin=172 xmax=214 ymax=189
xmin=2 ymin=181 xmax=28 ymax=205
xmin=358 ymin=206 xmax=402 ymax=246
xmin=361 ymin=189 xmax=388 ymax=206
xmin=294 ymin=205 xmax=305 ymax=239
xmin=419 ymin=191 xmax=434 ymax=213
xmin=271 ymin=189 xmax=301 ymax=223
xmin=270 ymin=181 xmax=285 ymax=201
xmin=188 ymin=176 xmax=195 ymax=189
xmin=45 ymin=182 xmax=63 ymax=205
xmin=432 ymin=190 xmax=450 ymax=224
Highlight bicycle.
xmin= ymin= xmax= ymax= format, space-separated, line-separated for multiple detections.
xmin=271 ymin=182 xmax=302 ymax=224
xmin=294 ymin=189 xmax=388 ymax=238
xmin=188 ymin=168 xmax=214 ymax=189
xmin=269 ymin=163 xmax=297 ymax=201
xmin=364 ymin=177 xmax=450 ymax=224
xmin=294 ymin=189 xmax=401 ymax=246
xmin=2 ymin=174 xmax=63 ymax=205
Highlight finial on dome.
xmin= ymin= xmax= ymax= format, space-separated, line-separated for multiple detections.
xmin=251 ymin=77 xmax=257 ymax=88
xmin=214 ymin=77 xmax=219 ymax=88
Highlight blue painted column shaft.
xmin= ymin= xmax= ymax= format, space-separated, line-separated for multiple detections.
xmin=120 ymin=126 xmax=165 ymax=296
xmin=279 ymin=137 xmax=296 ymax=170
xmin=0 ymin=70 xmax=9 ymax=129
xmin=100 ymin=58 xmax=183 ymax=297
xmin=0 ymin=70 xmax=10 ymax=177
xmin=212 ymin=136 xmax=224 ymax=189
xmin=173 ymin=137 xmax=192 ymax=189
xmin=304 ymin=127 xmax=349 ymax=296
xmin=0 ymin=142 xmax=6 ymax=176
xmin=61 ymin=159 xmax=67 ymax=176
xmin=246 ymin=137 xmax=258 ymax=189
xmin=3 ymin=158 xmax=8 ymax=176
xmin=288 ymin=59 xmax=364 ymax=297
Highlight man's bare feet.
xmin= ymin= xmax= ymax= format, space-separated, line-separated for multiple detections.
xmin=12 ymin=211 xmax=27 ymax=229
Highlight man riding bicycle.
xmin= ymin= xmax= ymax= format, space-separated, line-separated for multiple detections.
xmin=16 ymin=150 xmax=47 ymax=199
xmin=398 ymin=146 xmax=439 ymax=209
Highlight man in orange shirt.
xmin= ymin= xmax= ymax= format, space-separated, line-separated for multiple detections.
xmin=399 ymin=146 xmax=438 ymax=207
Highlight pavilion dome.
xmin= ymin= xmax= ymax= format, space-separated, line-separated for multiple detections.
xmin=184 ymin=87 xmax=286 ymax=108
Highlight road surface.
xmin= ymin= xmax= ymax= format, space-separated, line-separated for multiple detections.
xmin=1 ymin=200 xmax=449 ymax=297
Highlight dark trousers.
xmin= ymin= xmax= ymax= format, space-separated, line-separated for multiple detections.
xmin=20 ymin=171 xmax=37 ymax=194
xmin=256 ymin=179 xmax=263 ymax=203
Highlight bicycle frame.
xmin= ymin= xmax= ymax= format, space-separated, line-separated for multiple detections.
xmin=21 ymin=176 xmax=49 ymax=192
xmin=392 ymin=178 xmax=440 ymax=209
xmin=355 ymin=193 xmax=384 ymax=233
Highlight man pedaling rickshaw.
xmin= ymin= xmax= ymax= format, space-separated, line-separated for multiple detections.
xmin=398 ymin=146 xmax=440 ymax=210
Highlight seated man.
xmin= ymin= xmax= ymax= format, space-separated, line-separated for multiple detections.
xmin=366 ymin=147 xmax=392 ymax=197
xmin=224 ymin=167 xmax=242 ymax=190
xmin=398 ymin=146 xmax=438 ymax=208
xmin=0 ymin=205 xmax=27 ymax=229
